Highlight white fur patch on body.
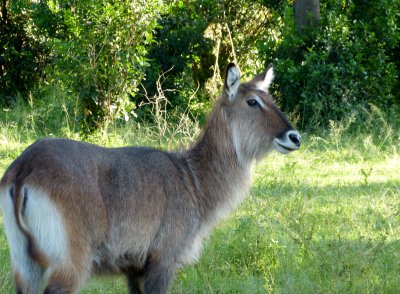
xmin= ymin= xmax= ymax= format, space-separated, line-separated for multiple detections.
xmin=1 ymin=187 xmax=43 ymax=293
xmin=231 ymin=122 xmax=244 ymax=166
xmin=0 ymin=186 xmax=69 ymax=292
xmin=178 ymin=231 xmax=204 ymax=267
xmin=178 ymin=166 xmax=252 ymax=267
xmin=24 ymin=187 xmax=69 ymax=264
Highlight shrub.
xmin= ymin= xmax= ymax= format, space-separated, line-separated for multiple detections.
xmin=0 ymin=2 xmax=51 ymax=105
xmin=139 ymin=0 xmax=272 ymax=122
xmin=47 ymin=0 xmax=161 ymax=130
xmin=262 ymin=0 xmax=399 ymax=130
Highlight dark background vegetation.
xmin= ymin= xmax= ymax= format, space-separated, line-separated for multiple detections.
xmin=1 ymin=0 xmax=399 ymax=132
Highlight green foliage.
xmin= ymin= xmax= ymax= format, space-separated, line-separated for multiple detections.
xmin=0 ymin=1 xmax=51 ymax=104
xmin=262 ymin=0 xmax=400 ymax=130
xmin=47 ymin=0 xmax=161 ymax=130
xmin=1 ymin=0 xmax=400 ymax=132
xmin=138 ymin=0 xmax=216 ymax=122
xmin=146 ymin=1 xmax=215 ymax=87
xmin=140 ymin=0 xmax=271 ymax=122
xmin=0 ymin=0 xmax=161 ymax=131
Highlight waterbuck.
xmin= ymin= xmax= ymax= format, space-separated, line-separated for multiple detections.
xmin=0 ymin=63 xmax=301 ymax=294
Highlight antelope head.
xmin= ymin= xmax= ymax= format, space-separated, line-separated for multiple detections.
xmin=223 ymin=63 xmax=301 ymax=163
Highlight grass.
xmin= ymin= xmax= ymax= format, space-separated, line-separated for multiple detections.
xmin=0 ymin=97 xmax=399 ymax=293
xmin=169 ymin=147 xmax=400 ymax=293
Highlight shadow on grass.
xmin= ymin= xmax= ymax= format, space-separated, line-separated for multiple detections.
xmin=172 ymin=235 xmax=400 ymax=293
xmin=272 ymin=238 xmax=400 ymax=293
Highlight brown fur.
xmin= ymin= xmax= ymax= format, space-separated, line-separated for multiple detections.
xmin=0 ymin=64 xmax=300 ymax=293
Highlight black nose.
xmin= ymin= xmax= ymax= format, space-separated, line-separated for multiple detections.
xmin=289 ymin=132 xmax=301 ymax=147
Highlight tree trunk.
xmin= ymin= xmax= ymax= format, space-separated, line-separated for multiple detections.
xmin=295 ymin=0 xmax=320 ymax=32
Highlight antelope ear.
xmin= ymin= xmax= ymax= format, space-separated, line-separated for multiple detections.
xmin=252 ymin=65 xmax=274 ymax=93
xmin=224 ymin=63 xmax=241 ymax=102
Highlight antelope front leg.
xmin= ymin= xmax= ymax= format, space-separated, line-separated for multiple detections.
xmin=143 ymin=259 xmax=175 ymax=294
xmin=126 ymin=272 xmax=144 ymax=294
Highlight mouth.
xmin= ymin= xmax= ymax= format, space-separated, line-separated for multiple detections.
xmin=277 ymin=142 xmax=297 ymax=152
xmin=273 ymin=138 xmax=300 ymax=154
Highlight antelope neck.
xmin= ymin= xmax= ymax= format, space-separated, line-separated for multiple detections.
xmin=185 ymin=115 xmax=252 ymax=214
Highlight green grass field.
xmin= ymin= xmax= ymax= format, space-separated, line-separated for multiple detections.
xmin=0 ymin=111 xmax=399 ymax=293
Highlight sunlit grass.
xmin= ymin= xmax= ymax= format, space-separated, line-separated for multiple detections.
xmin=170 ymin=143 xmax=400 ymax=293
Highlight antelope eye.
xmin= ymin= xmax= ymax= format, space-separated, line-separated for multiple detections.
xmin=247 ymin=99 xmax=259 ymax=107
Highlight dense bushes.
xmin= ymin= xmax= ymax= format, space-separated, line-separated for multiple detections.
xmin=1 ymin=0 xmax=399 ymax=132
xmin=140 ymin=0 xmax=270 ymax=122
xmin=0 ymin=2 xmax=51 ymax=104
xmin=138 ymin=1 xmax=216 ymax=122
xmin=1 ymin=0 xmax=161 ymax=131
xmin=47 ymin=1 xmax=161 ymax=130
xmin=263 ymin=0 xmax=399 ymax=129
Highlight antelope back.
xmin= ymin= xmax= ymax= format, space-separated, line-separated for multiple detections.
xmin=222 ymin=63 xmax=301 ymax=163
